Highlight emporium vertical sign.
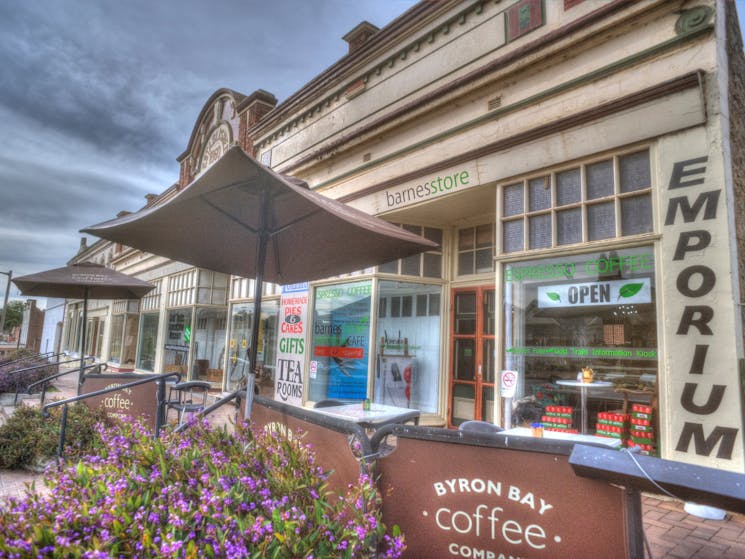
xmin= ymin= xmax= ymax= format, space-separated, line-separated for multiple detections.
xmin=274 ymin=283 xmax=309 ymax=406
xmin=660 ymin=131 xmax=744 ymax=471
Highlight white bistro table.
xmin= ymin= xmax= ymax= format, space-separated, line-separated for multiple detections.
xmin=313 ymin=402 xmax=420 ymax=430
xmin=555 ymin=380 xmax=613 ymax=434
xmin=501 ymin=426 xmax=622 ymax=449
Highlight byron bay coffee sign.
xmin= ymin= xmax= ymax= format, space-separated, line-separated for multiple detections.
xmin=80 ymin=373 xmax=160 ymax=428
xmin=379 ymin=435 xmax=631 ymax=558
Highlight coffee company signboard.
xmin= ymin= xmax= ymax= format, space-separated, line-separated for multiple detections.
xmin=380 ymin=432 xmax=636 ymax=558
xmin=81 ymin=373 xmax=161 ymax=428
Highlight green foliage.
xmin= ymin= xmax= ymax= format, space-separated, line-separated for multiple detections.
xmin=0 ymin=419 xmax=406 ymax=558
xmin=1 ymin=300 xmax=24 ymax=331
xmin=0 ymin=404 xmax=113 ymax=469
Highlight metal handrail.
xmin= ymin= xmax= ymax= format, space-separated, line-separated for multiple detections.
xmin=9 ymin=358 xmax=93 ymax=405
xmin=18 ymin=362 xmax=108 ymax=405
xmin=173 ymin=388 xmax=243 ymax=433
xmin=4 ymin=356 xmax=93 ymax=377
xmin=0 ymin=350 xmax=62 ymax=367
xmin=42 ymin=371 xmax=182 ymax=461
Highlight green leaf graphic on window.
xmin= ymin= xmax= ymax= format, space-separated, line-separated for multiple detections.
xmin=546 ymin=292 xmax=561 ymax=302
xmin=618 ymin=283 xmax=644 ymax=300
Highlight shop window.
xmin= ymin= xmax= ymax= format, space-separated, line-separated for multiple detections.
xmin=168 ymin=270 xmax=196 ymax=307
xmin=192 ymin=308 xmax=228 ymax=383
xmin=140 ymin=279 xmax=161 ymax=312
xmin=309 ymin=281 xmax=372 ymax=402
xmin=85 ymin=318 xmax=104 ymax=359
xmin=500 ymin=149 xmax=653 ymax=253
xmin=376 ymin=281 xmax=442 ymax=413
xmin=136 ymin=313 xmax=159 ymax=371
xmin=164 ymin=309 xmax=191 ymax=375
xmin=378 ymin=225 xmax=443 ymax=278
xmin=458 ymin=224 xmax=495 ymax=275
xmin=108 ymin=312 xmax=138 ymax=367
xmin=503 ymin=246 xmax=657 ymax=429
xmin=197 ymin=270 xmax=228 ymax=305
xmin=226 ymin=300 xmax=279 ymax=394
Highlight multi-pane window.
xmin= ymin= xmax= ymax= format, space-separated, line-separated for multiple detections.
xmin=457 ymin=224 xmax=495 ymax=275
xmin=500 ymin=149 xmax=652 ymax=253
xmin=378 ymin=225 xmax=443 ymax=278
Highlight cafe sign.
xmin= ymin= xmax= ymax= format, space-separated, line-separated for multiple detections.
xmin=537 ymin=278 xmax=651 ymax=308
xmin=380 ymin=434 xmax=633 ymax=558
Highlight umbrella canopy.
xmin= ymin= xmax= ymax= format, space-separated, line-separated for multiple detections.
xmin=13 ymin=262 xmax=155 ymax=390
xmin=13 ymin=262 xmax=155 ymax=300
xmin=81 ymin=145 xmax=438 ymax=284
xmin=81 ymin=146 xmax=437 ymax=399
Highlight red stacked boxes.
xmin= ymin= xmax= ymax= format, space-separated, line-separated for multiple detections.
xmin=629 ymin=403 xmax=657 ymax=455
xmin=541 ymin=405 xmax=577 ymax=433
xmin=596 ymin=411 xmax=628 ymax=441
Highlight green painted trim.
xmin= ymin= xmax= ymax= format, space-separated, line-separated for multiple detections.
xmin=312 ymin=24 xmax=713 ymax=193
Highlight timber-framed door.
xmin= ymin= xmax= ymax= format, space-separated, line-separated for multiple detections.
xmin=448 ymin=286 xmax=495 ymax=427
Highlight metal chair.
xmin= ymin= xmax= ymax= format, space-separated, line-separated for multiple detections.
xmin=166 ymin=381 xmax=212 ymax=426
xmin=459 ymin=420 xmax=504 ymax=435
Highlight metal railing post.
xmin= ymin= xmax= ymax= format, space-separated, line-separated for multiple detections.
xmin=57 ymin=405 xmax=69 ymax=460
xmin=155 ymin=378 xmax=166 ymax=435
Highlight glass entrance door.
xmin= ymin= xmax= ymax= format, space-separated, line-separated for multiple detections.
xmin=448 ymin=287 xmax=495 ymax=427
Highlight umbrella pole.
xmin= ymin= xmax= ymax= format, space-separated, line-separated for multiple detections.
xmin=77 ymin=289 xmax=88 ymax=395
xmin=246 ymin=188 xmax=269 ymax=418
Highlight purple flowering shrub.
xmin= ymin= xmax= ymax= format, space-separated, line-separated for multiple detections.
xmin=0 ymin=418 xmax=405 ymax=558
xmin=0 ymin=351 xmax=57 ymax=394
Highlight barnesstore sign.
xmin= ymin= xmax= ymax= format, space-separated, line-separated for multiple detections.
xmin=364 ymin=163 xmax=479 ymax=213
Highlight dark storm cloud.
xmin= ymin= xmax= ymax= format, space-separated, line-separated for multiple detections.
xmin=0 ymin=0 xmax=419 ymax=282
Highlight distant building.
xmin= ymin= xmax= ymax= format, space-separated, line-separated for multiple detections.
xmin=19 ymin=299 xmax=44 ymax=353
xmin=40 ymin=298 xmax=65 ymax=356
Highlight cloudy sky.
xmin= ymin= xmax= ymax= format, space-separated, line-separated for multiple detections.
xmin=1 ymin=0 xmax=744 ymax=303
xmin=0 ymin=0 xmax=417 ymax=299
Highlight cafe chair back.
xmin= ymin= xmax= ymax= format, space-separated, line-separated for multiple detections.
xmin=459 ymin=420 xmax=504 ymax=435
xmin=166 ymin=380 xmax=212 ymax=426
xmin=314 ymin=399 xmax=346 ymax=409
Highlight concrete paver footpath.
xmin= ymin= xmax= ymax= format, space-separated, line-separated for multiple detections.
xmin=1 ymin=373 xmax=744 ymax=557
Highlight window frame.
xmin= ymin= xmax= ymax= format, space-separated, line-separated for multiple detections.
xmin=498 ymin=148 xmax=653 ymax=254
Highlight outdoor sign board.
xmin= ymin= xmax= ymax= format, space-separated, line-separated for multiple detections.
xmin=80 ymin=373 xmax=160 ymax=428
xmin=379 ymin=433 xmax=634 ymax=559
xmin=500 ymin=370 xmax=518 ymax=399
xmin=537 ymin=278 xmax=651 ymax=308
xmin=274 ymin=282 xmax=309 ymax=405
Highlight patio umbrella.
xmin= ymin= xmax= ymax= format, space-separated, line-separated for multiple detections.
xmin=81 ymin=146 xmax=438 ymax=394
xmin=13 ymin=262 xmax=155 ymax=389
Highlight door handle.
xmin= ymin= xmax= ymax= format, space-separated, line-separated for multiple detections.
xmin=477 ymin=364 xmax=483 ymax=379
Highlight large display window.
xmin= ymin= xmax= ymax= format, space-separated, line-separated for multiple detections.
xmin=136 ymin=313 xmax=158 ymax=372
xmin=108 ymin=312 xmax=138 ymax=367
xmin=503 ymin=246 xmax=657 ymax=425
xmin=309 ymin=280 xmax=372 ymax=402
xmin=164 ymin=309 xmax=191 ymax=375
xmin=226 ymin=300 xmax=278 ymax=394
xmin=192 ymin=307 xmax=227 ymax=383
xmin=376 ymin=280 xmax=441 ymax=413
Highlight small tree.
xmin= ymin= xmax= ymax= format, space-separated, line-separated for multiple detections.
xmin=1 ymin=300 xmax=24 ymax=332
